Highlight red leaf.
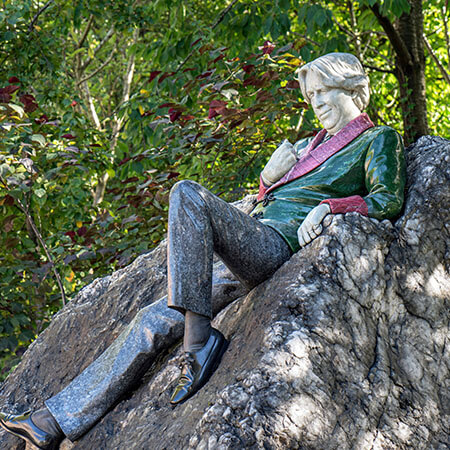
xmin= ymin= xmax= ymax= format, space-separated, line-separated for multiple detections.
xmin=159 ymin=102 xmax=176 ymax=109
xmin=77 ymin=226 xmax=87 ymax=237
xmin=181 ymin=114 xmax=195 ymax=121
xmin=168 ymin=108 xmax=182 ymax=122
xmin=199 ymin=44 xmax=211 ymax=55
xmin=89 ymin=143 xmax=101 ymax=147
xmin=118 ymin=157 xmax=131 ymax=166
xmin=62 ymin=134 xmax=76 ymax=139
xmin=209 ymin=100 xmax=228 ymax=108
xmin=0 ymin=93 xmax=11 ymax=103
xmin=65 ymin=231 xmax=76 ymax=243
xmin=19 ymin=94 xmax=38 ymax=112
xmin=260 ymin=41 xmax=276 ymax=54
xmin=243 ymin=76 xmax=265 ymax=88
xmin=158 ymin=72 xmax=175 ymax=84
xmin=8 ymin=76 xmax=20 ymax=83
xmin=242 ymin=64 xmax=255 ymax=74
xmin=191 ymin=38 xmax=202 ymax=47
xmin=0 ymin=85 xmax=20 ymax=94
xmin=167 ymin=172 xmax=180 ymax=180
xmin=3 ymin=195 xmax=14 ymax=206
xmin=196 ymin=70 xmax=213 ymax=80
xmin=208 ymin=100 xmax=228 ymax=119
xmin=149 ymin=71 xmax=162 ymax=82
xmin=70 ymin=100 xmax=78 ymax=107
xmin=212 ymin=54 xmax=225 ymax=63
xmin=208 ymin=109 xmax=219 ymax=119
xmin=285 ymin=80 xmax=300 ymax=90
xmin=183 ymin=68 xmax=195 ymax=73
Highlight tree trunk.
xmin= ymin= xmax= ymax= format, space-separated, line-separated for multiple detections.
xmin=371 ymin=0 xmax=429 ymax=144
xmin=395 ymin=0 xmax=429 ymax=144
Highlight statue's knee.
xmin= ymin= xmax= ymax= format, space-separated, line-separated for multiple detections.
xmin=170 ymin=180 xmax=201 ymax=202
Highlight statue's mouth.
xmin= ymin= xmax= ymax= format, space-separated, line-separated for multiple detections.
xmin=318 ymin=108 xmax=332 ymax=120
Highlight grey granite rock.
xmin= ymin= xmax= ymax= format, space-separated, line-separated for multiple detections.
xmin=0 ymin=136 xmax=448 ymax=450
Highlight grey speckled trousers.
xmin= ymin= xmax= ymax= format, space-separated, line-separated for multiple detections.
xmin=45 ymin=180 xmax=291 ymax=441
xmin=167 ymin=180 xmax=292 ymax=318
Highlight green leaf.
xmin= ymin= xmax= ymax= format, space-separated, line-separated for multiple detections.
xmin=9 ymin=103 xmax=24 ymax=118
xmin=34 ymin=188 xmax=46 ymax=198
xmin=31 ymin=134 xmax=46 ymax=146
xmin=263 ymin=16 xmax=273 ymax=35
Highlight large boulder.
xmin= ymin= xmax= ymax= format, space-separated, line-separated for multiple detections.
xmin=0 ymin=136 xmax=448 ymax=449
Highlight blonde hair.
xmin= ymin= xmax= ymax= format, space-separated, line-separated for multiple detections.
xmin=297 ymin=53 xmax=370 ymax=111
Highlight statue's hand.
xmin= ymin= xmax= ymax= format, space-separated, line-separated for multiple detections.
xmin=297 ymin=204 xmax=331 ymax=248
xmin=261 ymin=140 xmax=297 ymax=186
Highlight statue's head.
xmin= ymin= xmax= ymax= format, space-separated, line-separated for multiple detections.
xmin=297 ymin=53 xmax=370 ymax=134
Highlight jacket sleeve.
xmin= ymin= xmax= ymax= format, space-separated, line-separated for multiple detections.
xmin=321 ymin=127 xmax=406 ymax=219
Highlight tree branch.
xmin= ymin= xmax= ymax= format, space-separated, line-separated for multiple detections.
xmin=211 ymin=0 xmax=239 ymax=29
xmin=80 ymin=27 xmax=115 ymax=73
xmin=77 ymin=14 xmax=95 ymax=49
xmin=28 ymin=0 xmax=53 ymax=33
xmin=177 ymin=0 xmax=239 ymax=72
xmin=442 ymin=1 xmax=450 ymax=68
xmin=362 ymin=64 xmax=395 ymax=74
xmin=93 ymin=28 xmax=139 ymax=206
xmin=77 ymin=45 xmax=117 ymax=85
xmin=81 ymin=81 xmax=102 ymax=129
xmin=0 ymin=179 xmax=67 ymax=306
xmin=423 ymin=34 xmax=450 ymax=84
xmin=370 ymin=3 xmax=413 ymax=69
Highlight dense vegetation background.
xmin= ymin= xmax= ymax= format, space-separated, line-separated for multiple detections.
xmin=0 ymin=0 xmax=448 ymax=378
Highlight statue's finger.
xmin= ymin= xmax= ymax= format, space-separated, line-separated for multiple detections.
xmin=313 ymin=224 xmax=323 ymax=235
xmin=298 ymin=232 xmax=305 ymax=247
xmin=302 ymin=227 xmax=311 ymax=244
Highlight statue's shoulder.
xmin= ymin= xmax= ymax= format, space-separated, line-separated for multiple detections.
xmin=363 ymin=124 xmax=404 ymax=146
xmin=367 ymin=124 xmax=402 ymax=138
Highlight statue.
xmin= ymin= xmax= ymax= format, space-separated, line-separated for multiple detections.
xmin=0 ymin=53 xmax=406 ymax=450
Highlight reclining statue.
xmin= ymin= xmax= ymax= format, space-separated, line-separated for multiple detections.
xmin=0 ymin=52 xmax=406 ymax=450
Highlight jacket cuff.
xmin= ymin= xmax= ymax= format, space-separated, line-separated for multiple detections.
xmin=320 ymin=195 xmax=368 ymax=216
xmin=257 ymin=174 xmax=270 ymax=201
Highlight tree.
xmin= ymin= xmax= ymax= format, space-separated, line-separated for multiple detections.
xmin=0 ymin=0 xmax=448 ymax=376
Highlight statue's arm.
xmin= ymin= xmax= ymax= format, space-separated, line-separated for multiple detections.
xmin=319 ymin=127 xmax=406 ymax=220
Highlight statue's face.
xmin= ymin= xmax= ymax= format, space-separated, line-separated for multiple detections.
xmin=305 ymin=70 xmax=361 ymax=135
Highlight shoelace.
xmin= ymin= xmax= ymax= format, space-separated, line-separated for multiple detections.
xmin=179 ymin=353 xmax=196 ymax=381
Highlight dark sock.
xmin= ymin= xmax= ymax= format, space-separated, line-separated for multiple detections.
xmin=184 ymin=311 xmax=211 ymax=353
xmin=31 ymin=407 xmax=64 ymax=438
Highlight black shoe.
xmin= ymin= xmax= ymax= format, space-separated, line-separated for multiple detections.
xmin=0 ymin=410 xmax=62 ymax=450
xmin=170 ymin=328 xmax=228 ymax=405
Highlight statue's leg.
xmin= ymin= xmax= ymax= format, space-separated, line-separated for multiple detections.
xmin=167 ymin=180 xmax=291 ymax=318
xmin=44 ymin=296 xmax=183 ymax=441
xmin=45 ymin=180 xmax=290 ymax=441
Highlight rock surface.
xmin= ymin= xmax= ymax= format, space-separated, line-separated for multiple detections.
xmin=0 ymin=136 xmax=448 ymax=449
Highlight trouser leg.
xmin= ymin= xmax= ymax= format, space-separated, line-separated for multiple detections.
xmin=167 ymin=180 xmax=292 ymax=318
xmin=45 ymin=181 xmax=291 ymax=441
xmin=45 ymin=297 xmax=183 ymax=441
xmin=43 ymin=259 xmax=247 ymax=442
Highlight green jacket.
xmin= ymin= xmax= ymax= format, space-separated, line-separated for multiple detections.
xmin=252 ymin=117 xmax=406 ymax=253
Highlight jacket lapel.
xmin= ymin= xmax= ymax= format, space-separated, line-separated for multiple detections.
xmin=264 ymin=113 xmax=374 ymax=196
